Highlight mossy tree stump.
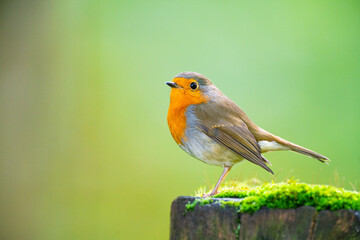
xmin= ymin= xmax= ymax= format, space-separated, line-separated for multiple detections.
xmin=170 ymin=196 xmax=360 ymax=240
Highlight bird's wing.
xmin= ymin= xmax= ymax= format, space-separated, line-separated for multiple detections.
xmin=194 ymin=101 xmax=273 ymax=174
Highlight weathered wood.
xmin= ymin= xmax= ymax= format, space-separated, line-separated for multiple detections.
xmin=170 ymin=196 xmax=360 ymax=240
xmin=312 ymin=210 xmax=360 ymax=240
xmin=239 ymin=206 xmax=316 ymax=240
xmin=170 ymin=196 xmax=239 ymax=240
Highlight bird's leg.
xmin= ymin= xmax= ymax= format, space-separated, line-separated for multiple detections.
xmin=203 ymin=166 xmax=232 ymax=197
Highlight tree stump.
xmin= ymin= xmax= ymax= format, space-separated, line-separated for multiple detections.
xmin=170 ymin=196 xmax=360 ymax=240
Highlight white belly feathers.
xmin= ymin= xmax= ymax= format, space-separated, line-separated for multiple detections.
xmin=258 ymin=140 xmax=289 ymax=152
xmin=179 ymin=105 xmax=242 ymax=167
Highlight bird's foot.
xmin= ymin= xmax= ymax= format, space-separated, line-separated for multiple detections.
xmin=202 ymin=191 xmax=217 ymax=198
xmin=201 ymin=193 xmax=212 ymax=197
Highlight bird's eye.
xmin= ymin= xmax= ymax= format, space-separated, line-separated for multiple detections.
xmin=190 ymin=82 xmax=198 ymax=90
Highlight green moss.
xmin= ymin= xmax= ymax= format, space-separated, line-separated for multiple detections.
xmin=191 ymin=179 xmax=360 ymax=214
xmin=185 ymin=198 xmax=214 ymax=213
xmin=235 ymin=223 xmax=241 ymax=240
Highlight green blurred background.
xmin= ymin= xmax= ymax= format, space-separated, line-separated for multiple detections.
xmin=0 ymin=1 xmax=359 ymax=239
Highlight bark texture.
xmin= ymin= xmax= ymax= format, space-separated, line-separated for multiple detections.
xmin=170 ymin=196 xmax=360 ymax=240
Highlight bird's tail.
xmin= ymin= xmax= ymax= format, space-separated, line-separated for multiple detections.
xmin=272 ymin=135 xmax=330 ymax=164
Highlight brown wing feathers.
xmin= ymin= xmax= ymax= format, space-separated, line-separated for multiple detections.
xmin=199 ymin=123 xmax=274 ymax=174
xmin=194 ymin=100 xmax=274 ymax=174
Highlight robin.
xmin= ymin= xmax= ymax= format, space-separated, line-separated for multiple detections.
xmin=166 ymin=72 xmax=329 ymax=197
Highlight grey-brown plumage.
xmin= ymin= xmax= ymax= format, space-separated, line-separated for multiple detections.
xmin=195 ymin=101 xmax=273 ymax=174
xmin=167 ymin=71 xmax=329 ymax=196
xmin=193 ymin=91 xmax=328 ymax=175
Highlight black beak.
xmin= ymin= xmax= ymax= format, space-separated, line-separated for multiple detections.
xmin=165 ymin=81 xmax=180 ymax=88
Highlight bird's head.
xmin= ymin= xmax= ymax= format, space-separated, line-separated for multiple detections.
xmin=165 ymin=72 xmax=216 ymax=108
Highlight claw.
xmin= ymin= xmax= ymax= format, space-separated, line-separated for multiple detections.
xmin=202 ymin=192 xmax=214 ymax=198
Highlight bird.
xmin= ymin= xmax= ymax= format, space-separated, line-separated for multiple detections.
xmin=166 ymin=72 xmax=329 ymax=197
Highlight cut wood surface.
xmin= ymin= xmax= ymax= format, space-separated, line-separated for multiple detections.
xmin=170 ymin=196 xmax=360 ymax=240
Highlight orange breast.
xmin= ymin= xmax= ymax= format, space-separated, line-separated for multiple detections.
xmin=167 ymin=85 xmax=208 ymax=145
xmin=167 ymin=104 xmax=187 ymax=145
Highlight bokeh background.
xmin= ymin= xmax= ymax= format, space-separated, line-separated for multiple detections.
xmin=0 ymin=1 xmax=359 ymax=239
